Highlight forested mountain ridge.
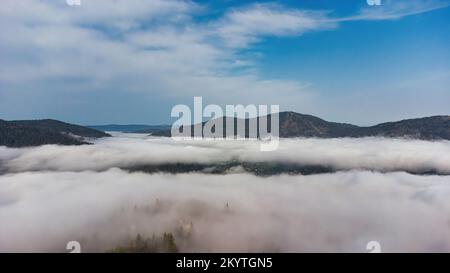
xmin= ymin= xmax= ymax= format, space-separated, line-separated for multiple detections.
xmin=0 ymin=119 xmax=110 ymax=147
xmin=152 ymin=112 xmax=450 ymax=140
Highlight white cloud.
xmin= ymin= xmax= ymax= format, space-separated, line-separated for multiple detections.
xmin=0 ymin=0 xmax=313 ymax=109
xmin=1 ymin=136 xmax=450 ymax=174
xmin=0 ymin=0 xmax=196 ymax=26
xmin=1 ymin=168 xmax=450 ymax=252
xmin=214 ymin=3 xmax=336 ymax=48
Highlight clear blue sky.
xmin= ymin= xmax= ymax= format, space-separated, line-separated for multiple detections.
xmin=0 ymin=0 xmax=449 ymax=125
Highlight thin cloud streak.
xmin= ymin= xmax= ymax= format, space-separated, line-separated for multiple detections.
xmin=337 ymin=0 xmax=450 ymax=22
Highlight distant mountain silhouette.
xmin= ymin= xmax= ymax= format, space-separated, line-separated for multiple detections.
xmin=354 ymin=115 xmax=450 ymax=139
xmin=132 ymin=125 xmax=172 ymax=134
xmin=2 ymin=113 xmax=449 ymax=148
xmin=152 ymin=112 xmax=450 ymax=140
xmin=87 ymin=124 xmax=170 ymax=133
xmin=0 ymin=119 xmax=110 ymax=147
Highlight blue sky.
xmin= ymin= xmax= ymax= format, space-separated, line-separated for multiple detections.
xmin=0 ymin=0 xmax=449 ymax=125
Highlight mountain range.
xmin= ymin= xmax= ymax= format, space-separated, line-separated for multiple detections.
xmin=1 ymin=112 xmax=449 ymax=147
xmin=87 ymin=124 xmax=170 ymax=133
xmin=151 ymin=112 xmax=450 ymax=140
xmin=278 ymin=112 xmax=450 ymax=139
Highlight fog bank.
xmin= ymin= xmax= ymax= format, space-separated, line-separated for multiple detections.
xmin=1 ymin=169 xmax=450 ymax=252
xmin=1 ymin=136 xmax=450 ymax=174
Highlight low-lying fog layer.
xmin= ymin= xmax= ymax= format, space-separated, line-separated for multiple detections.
xmin=1 ymin=170 xmax=450 ymax=252
xmin=1 ymin=134 xmax=450 ymax=174
xmin=0 ymin=135 xmax=450 ymax=252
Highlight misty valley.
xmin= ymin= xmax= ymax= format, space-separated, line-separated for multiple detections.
xmin=1 ymin=0 xmax=449 ymax=266
xmin=1 ymin=133 xmax=450 ymax=252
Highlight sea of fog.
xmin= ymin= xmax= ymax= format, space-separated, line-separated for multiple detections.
xmin=0 ymin=134 xmax=450 ymax=252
